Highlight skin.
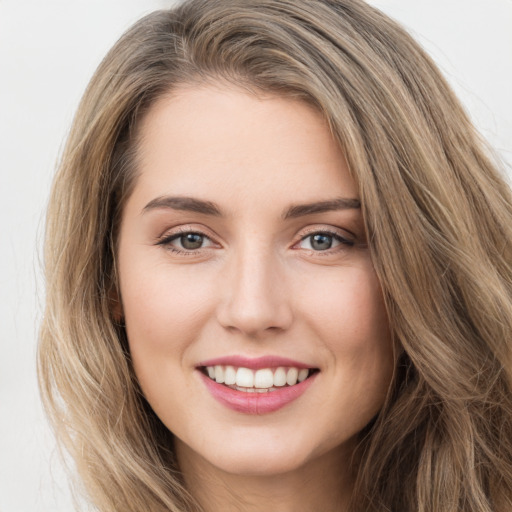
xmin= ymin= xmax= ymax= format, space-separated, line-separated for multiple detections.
xmin=116 ymin=83 xmax=394 ymax=512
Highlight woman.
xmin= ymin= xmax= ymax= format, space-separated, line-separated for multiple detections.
xmin=38 ymin=0 xmax=512 ymax=510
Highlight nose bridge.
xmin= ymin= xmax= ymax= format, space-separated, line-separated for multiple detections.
xmin=217 ymin=238 xmax=292 ymax=335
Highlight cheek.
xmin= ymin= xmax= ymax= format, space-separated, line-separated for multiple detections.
xmin=119 ymin=257 xmax=218 ymax=383
xmin=120 ymin=262 xmax=219 ymax=420
xmin=299 ymin=263 xmax=393 ymax=412
xmin=300 ymin=263 xmax=390 ymax=350
xmin=122 ymin=259 xmax=210 ymax=336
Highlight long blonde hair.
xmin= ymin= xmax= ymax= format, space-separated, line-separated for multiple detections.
xmin=39 ymin=1 xmax=512 ymax=510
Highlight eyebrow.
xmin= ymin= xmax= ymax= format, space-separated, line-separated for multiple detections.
xmin=283 ymin=197 xmax=361 ymax=219
xmin=142 ymin=195 xmax=360 ymax=218
xmin=143 ymin=196 xmax=222 ymax=216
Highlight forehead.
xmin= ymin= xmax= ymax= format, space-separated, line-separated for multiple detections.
xmin=131 ymin=83 xmax=358 ymax=213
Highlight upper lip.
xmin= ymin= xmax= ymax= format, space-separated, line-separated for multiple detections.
xmin=196 ymin=355 xmax=315 ymax=370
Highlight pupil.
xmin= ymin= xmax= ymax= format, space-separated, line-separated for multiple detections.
xmin=311 ymin=234 xmax=332 ymax=250
xmin=181 ymin=233 xmax=203 ymax=250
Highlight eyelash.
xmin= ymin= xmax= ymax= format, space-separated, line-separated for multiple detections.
xmin=294 ymin=229 xmax=354 ymax=253
xmin=156 ymin=227 xmax=216 ymax=255
xmin=156 ymin=227 xmax=355 ymax=255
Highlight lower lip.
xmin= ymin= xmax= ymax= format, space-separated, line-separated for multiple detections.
xmin=199 ymin=371 xmax=318 ymax=414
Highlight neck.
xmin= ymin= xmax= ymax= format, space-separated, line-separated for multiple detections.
xmin=176 ymin=440 xmax=355 ymax=512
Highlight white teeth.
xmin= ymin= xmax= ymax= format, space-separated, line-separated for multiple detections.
xmin=205 ymin=365 xmax=312 ymax=389
xmin=286 ymin=367 xmax=299 ymax=386
xmin=224 ymin=365 xmax=237 ymax=385
xmin=254 ymin=368 xmax=274 ymax=388
xmin=298 ymin=368 xmax=309 ymax=382
xmin=214 ymin=365 xmax=225 ymax=384
xmin=236 ymin=367 xmax=254 ymax=387
xmin=273 ymin=367 xmax=287 ymax=387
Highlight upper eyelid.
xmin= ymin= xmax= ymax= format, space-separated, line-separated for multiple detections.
xmin=156 ymin=224 xmax=218 ymax=241
xmin=296 ymin=225 xmax=356 ymax=240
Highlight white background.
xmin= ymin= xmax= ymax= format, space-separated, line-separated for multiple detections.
xmin=0 ymin=1 xmax=510 ymax=511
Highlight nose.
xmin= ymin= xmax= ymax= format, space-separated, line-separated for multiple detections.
xmin=216 ymin=244 xmax=293 ymax=337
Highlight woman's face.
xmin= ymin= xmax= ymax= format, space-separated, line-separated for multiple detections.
xmin=117 ymin=84 xmax=393 ymax=477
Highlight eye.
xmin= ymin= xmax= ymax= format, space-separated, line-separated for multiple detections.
xmin=157 ymin=231 xmax=214 ymax=252
xmin=177 ymin=232 xmax=208 ymax=250
xmin=297 ymin=231 xmax=353 ymax=251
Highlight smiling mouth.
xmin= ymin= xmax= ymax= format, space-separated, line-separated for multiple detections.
xmin=200 ymin=365 xmax=319 ymax=393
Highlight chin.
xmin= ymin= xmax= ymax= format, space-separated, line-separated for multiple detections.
xmin=206 ymin=448 xmax=309 ymax=477
xmin=182 ymin=426 xmax=329 ymax=478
